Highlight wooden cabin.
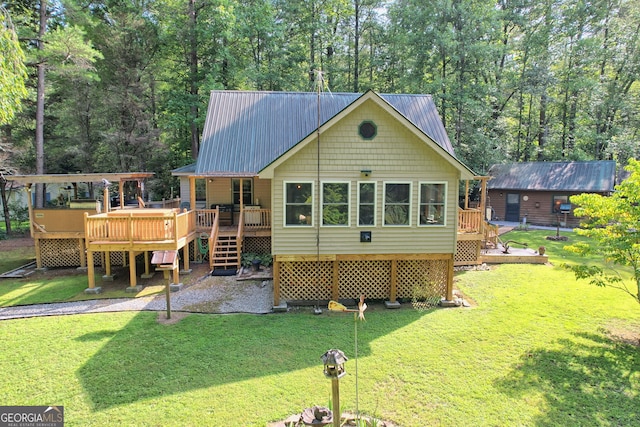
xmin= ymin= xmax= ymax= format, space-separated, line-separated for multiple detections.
xmin=175 ymin=90 xmax=495 ymax=309
xmin=487 ymin=161 xmax=617 ymax=228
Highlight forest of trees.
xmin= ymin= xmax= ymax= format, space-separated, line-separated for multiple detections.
xmin=1 ymin=0 xmax=639 ymax=200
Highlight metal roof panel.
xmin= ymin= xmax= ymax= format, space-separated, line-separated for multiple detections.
xmin=195 ymin=91 xmax=456 ymax=175
xmin=487 ymin=161 xmax=616 ymax=192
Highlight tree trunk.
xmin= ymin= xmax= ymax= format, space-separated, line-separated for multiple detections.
xmin=537 ymin=92 xmax=547 ymax=161
xmin=35 ymin=0 xmax=47 ymax=208
xmin=353 ymin=0 xmax=360 ymax=92
xmin=0 ymin=178 xmax=12 ymax=235
xmin=189 ymin=0 xmax=200 ymax=159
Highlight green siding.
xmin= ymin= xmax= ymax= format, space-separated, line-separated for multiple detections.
xmin=271 ymin=99 xmax=459 ymax=255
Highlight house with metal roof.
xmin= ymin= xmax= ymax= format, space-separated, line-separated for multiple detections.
xmin=487 ymin=161 xmax=617 ymax=227
xmin=175 ymin=90 xmax=489 ymax=309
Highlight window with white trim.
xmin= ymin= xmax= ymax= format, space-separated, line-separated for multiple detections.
xmin=322 ymin=182 xmax=349 ymax=226
xmin=358 ymin=182 xmax=376 ymax=226
xmin=419 ymin=182 xmax=446 ymax=226
xmin=284 ymin=182 xmax=313 ymax=226
xmin=384 ymin=182 xmax=411 ymax=226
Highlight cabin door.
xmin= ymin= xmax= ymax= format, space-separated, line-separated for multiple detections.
xmin=505 ymin=193 xmax=520 ymax=222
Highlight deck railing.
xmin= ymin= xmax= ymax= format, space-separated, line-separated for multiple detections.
xmin=85 ymin=210 xmax=192 ymax=244
xmin=458 ymin=208 xmax=483 ymax=233
xmin=195 ymin=208 xmax=219 ymax=230
xmin=244 ymin=208 xmax=271 ymax=230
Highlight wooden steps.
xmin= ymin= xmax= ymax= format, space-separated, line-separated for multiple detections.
xmin=212 ymin=235 xmax=239 ymax=270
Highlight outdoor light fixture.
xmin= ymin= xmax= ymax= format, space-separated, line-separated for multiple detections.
xmin=360 ymin=169 xmax=372 ymax=177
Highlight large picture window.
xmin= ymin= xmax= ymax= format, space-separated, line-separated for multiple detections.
xmin=285 ymin=182 xmax=313 ymax=226
xmin=358 ymin=182 xmax=376 ymax=226
xmin=384 ymin=182 xmax=411 ymax=226
xmin=419 ymin=182 xmax=446 ymax=226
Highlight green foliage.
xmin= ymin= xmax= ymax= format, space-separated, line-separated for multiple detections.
xmin=565 ymin=159 xmax=640 ymax=304
xmin=240 ymin=252 xmax=273 ymax=268
xmin=3 ymin=0 xmax=640 ymax=187
xmin=0 ymin=7 xmax=27 ymax=125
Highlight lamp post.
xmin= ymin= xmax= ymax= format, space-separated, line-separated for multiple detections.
xmin=321 ymin=349 xmax=347 ymax=427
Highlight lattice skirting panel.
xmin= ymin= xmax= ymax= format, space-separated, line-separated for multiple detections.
xmin=339 ymin=260 xmax=391 ymax=299
xmin=39 ymin=239 xmax=83 ymax=268
xmin=243 ymin=237 xmax=271 ymax=255
xmin=279 ymin=261 xmax=333 ymax=301
xmin=455 ymin=240 xmax=481 ymax=266
xmin=396 ymin=259 xmax=449 ymax=300
xmin=106 ymin=251 xmax=125 ymax=266
xmin=277 ymin=255 xmax=452 ymax=302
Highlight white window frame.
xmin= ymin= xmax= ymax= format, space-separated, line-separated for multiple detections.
xmin=283 ymin=181 xmax=314 ymax=227
xmin=321 ymin=181 xmax=350 ymax=227
xmin=357 ymin=181 xmax=377 ymax=227
xmin=418 ymin=181 xmax=447 ymax=227
xmin=383 ymin=181 xmax=412 ymax=227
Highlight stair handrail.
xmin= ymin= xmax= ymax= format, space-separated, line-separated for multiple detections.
xmin=236 ymin=210 xmax=245 ymax=269
xmin=208 ymin=207 xmax=220 ymax=269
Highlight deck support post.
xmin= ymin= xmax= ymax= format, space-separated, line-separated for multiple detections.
xmin=181 ymin=243 xmax=192 ymax=274
xmin=126 ymin=251 xmax=141 ymax=292
xmin=84 ymin=250 xmax=101 ymax=293
xmin=102 ymin=251 xmax=115 ymax=281
xmin=385 ymin=260 xmax=401 ymax=309
xmin=78 ymin=238 xmax=87 ymax=269
xmin=332 ymin=260 xmax=339 ymax=301
xmin=141 ymin=251 xmax=154 ymax=279
xmin=439 ymin=254 xmax=457 ymax=306
xmin=34 ymin=238 xmax=43 ymax=270
xmin=272 ymin=260 xmax=287 ymax=311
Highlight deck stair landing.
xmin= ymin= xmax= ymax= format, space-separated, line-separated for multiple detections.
xmin=212 ymin=234 xmax=239 ymax=270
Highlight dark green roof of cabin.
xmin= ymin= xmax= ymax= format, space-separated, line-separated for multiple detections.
xmin=487 ymin=161 xmax=616 ymax=192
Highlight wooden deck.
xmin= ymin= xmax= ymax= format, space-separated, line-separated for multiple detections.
xmin=84 ymin=208 xmax=198 ymax=290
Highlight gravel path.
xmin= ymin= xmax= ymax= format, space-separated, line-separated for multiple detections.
xmin=0 ymin=271 xmax=274 ymax=320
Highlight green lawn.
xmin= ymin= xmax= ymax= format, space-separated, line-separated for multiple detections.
xmin=0 ymin=231 xmax=639 ymax=426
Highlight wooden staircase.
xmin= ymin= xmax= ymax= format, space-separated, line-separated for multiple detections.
xmin=212 ymin=234 xmax=240 ymax=270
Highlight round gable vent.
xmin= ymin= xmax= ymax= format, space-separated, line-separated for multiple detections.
xmin=358 ymin=121 xmax=377 ymax=140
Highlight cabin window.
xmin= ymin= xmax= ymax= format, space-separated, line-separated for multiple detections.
xmin=358 ymin=182 xmax=376 ymax=226
xmin=552 ymin=195 xmax=569 ymax=213
xmin=232 ymin=178 xmax=253 ymax=207
xmin=284 ymin=181 xmax=313 ymax=226
xmin=322 ymin=182 xmax=350 ymax=226
xmin=419 ymin=182 xmax=446 ymax=226
xmin=384 ymin=182 xmax=411 ymax=226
